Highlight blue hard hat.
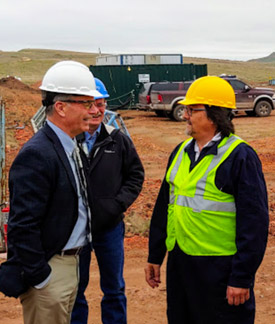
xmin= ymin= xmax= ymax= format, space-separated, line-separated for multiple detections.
xmin=94 ymin=77 xmax=110 ymax=99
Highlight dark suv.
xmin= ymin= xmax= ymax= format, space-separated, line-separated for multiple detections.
xmin=220 ymin=75 xmax=275 ymax=117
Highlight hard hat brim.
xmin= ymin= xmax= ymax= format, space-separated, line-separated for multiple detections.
xmin=178 ymin=98 xmax=236 ymax=109
xmin=39 ymin=85 xmax=102 ymax=98
xmin=95 ymin=94 xmax=110 ymax=100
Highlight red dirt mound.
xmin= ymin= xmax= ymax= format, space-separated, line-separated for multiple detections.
xmin=0 ymin=77 xmax=39 ymax=93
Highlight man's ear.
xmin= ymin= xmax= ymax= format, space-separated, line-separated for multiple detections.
xmin=54 ymin=101 xmax=66 ymax=117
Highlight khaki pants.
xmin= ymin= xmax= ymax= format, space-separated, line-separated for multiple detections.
xmin=20 ymin=254 xmax=79 ymax=324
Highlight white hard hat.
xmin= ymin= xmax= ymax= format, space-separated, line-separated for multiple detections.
xmin=40 ymin=61 xmax=101 ymax=97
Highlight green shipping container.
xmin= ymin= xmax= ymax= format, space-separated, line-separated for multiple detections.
xmin=89 ymin=63 xmax=207 ymax=109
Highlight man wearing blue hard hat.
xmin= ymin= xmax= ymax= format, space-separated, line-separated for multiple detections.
xmin=71 ymin=78 xmax=144 ymax=324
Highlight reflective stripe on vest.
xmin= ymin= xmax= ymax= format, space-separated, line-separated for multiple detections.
xmin=166 ymin=134 xmax=245 ymax=256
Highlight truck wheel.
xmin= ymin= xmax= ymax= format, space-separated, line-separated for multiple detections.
xmin=254 ymin=100 xmax=272 ymax=117
xmin=155 ymin=110 xmax=165 ymax=117
xmin=172 ymin=105 xmax=185 ymax=121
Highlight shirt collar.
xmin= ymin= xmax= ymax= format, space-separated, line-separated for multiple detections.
xmin=194 ymin=132 xmax=222 ymax=155
xmin=85 ymin=123 xmax=102 ymax=141
xmin=46 ymin=120 xmax=76 ymax=156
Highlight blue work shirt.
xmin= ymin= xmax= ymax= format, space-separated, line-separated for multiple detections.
xmin=85 ymin=124 xmax=101 ymax=153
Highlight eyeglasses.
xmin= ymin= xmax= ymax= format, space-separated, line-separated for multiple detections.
xmin=94 ymin=101 xmax=107 ymax=109
xmin=60 ymin=100 xmax=96 ymax=110
xmin=184 ymin=107 xmax=206 ymax=116
xmin=61 ymin=100 xmax=107 ymax=110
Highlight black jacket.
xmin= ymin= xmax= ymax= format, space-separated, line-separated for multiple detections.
xmin=77 ymin=123 xmax=144 ymax=234
xmin=0 ymin=124 xmax=80 ymax=297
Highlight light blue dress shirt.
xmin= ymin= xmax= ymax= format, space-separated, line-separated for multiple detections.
xmin=46 ymin=120 xmax=88 ymax=249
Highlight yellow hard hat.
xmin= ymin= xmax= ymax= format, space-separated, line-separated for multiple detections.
xmin=178 ymin=76 xmax=236 ymax=109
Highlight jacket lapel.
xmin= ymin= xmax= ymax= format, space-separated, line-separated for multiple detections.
xmin=42 ymin=124 xmax=77 ymax=193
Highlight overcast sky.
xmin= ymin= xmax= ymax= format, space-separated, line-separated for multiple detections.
xmin=1 ymin=0 xmax=274 ymax=61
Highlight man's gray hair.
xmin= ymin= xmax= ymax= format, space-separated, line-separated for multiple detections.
xmin=41 ymin=91 xmax=73 ymax=116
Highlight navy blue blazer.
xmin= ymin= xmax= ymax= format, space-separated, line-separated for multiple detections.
xmin=0 ymin=123 xmax=80 ymax=297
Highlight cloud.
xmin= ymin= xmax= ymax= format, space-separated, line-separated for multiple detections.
xmin=0 ymin=0 xmax=274 ymax=60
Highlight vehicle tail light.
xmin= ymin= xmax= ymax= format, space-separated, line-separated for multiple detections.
xmin=158 ymin=94 xmax=163 ymax=103
xmin=146 ymin=95 xmax=151 ymax=104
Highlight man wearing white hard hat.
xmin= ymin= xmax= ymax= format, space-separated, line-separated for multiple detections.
xmin=0 ymin=61 xmax=101 ymax=324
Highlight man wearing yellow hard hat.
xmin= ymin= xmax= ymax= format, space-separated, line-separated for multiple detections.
xmin=145 ymin=76 xmax=269 ymax=324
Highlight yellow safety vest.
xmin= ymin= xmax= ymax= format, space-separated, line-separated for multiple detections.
xmin=166 ymin=134 xmax=245 ymax=256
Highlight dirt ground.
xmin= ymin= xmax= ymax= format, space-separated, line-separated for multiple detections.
xmin=0 ymin=77 xmax=275 ymax=323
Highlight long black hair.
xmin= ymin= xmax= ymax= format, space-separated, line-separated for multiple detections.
xmin=205 ymin=105 xmax=235 ymax=137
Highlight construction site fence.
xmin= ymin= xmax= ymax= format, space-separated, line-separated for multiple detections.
xmin=0 ymin=97 xmax=6 ymax=205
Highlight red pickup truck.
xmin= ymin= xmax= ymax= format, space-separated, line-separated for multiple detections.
xmin=150 ymin=76 xmax=275 ymax=121
xmin=149 ymin=81 xmax=192 ymax=120
xmin=136 ymin=81 xmax=191 ymax=117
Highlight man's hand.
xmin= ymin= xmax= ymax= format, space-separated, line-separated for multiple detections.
xmin=145 ymin=263 xmax=161 ymax=288
xmin=226 ymin=286 xmax=250 ymax=306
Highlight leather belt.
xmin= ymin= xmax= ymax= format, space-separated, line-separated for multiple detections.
xmin=59 ymin=247 xmax=83 ymax=256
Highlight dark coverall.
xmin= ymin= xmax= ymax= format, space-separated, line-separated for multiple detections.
xmin=148 ymin=137 xmax=269 ymax=324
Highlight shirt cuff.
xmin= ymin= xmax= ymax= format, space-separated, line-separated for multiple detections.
xmin=34 ymin=273 xmax=51 ymax=289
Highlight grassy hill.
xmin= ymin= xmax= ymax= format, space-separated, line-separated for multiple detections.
xmin=1 ymin=49 xmax=275 ymax=85
xmin=0 ymin=49 xmax=99 ymax=85
xmin=183 ymin=56 xmax=275 ymax=85
xmin=248 ymin=52 xmax=275 ymax=63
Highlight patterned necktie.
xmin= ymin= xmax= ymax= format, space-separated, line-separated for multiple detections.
xmin=72 ymin=144 xmax=92 ymax=242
